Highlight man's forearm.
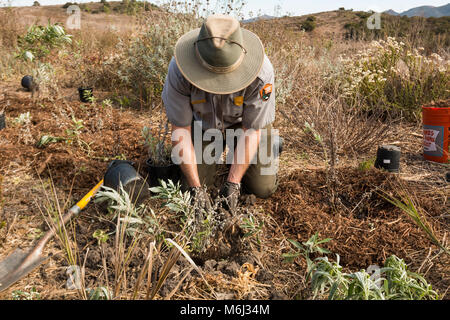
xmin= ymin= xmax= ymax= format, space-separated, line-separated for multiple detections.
xmin=228 ymin=128 xmax=261 ymax=184
xmin=172 ymin=125 xmax=201 ymax=187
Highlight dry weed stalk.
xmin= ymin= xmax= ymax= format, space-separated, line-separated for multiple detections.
xmin=380 ymin=179 xmax=450 ymax=255
xmin=37 ymin=175 xmax=89 ymax=300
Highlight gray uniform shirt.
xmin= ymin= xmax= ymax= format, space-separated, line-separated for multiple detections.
xmin=162 ymin=55 xmax=276 ymax=130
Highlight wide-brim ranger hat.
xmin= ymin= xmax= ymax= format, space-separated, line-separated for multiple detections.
xmin=174 ymin=14 xmax=265 ymax=95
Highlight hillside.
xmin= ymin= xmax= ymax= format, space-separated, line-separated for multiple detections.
xmin=0 ymin=2 xmax=154 ymax=32
xmin=246 ymin=9 xmax=450 ymax=52
xmin=3 ymin=3 xmax=449 ymax=47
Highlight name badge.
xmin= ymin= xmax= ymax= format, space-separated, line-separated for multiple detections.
xmin=191 ymin=99 xmax=206 ymax=105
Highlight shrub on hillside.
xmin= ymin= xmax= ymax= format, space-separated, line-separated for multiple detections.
xmin=300 ymin=16 xmax=316 ymax=32
xmin=102 ymin=3 xmax=111 ymax=14
xmin=110 ymin=0 xmax=155 ymax=15
xmin=62 ymin=2 xmax=77 ymax=9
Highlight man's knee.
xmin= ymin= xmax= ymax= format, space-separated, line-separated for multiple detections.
xmin=243 ymin=176 xmax=278 ymax=199
xmin=254 ymin=184 xmax=277 ymax=199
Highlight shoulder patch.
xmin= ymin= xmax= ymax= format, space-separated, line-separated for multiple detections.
xmin=234 ymin=96 xmax=244 ymax=106
xmin=260 ymin=84 xmax=273 ymax=101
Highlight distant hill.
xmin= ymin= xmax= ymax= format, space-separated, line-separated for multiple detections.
xmin=385 ymin=3 xmax=450 ymax=18
xmin=384 ymin=9 xmax=399 ymax=16
xmin=242 ymin=14 xmax=275 ymax=23
xmin=245 ymin=3 xmax=450 ymax=24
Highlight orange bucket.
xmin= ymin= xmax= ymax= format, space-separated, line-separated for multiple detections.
xmin=422 ymin=106 xmax=450 ymax=163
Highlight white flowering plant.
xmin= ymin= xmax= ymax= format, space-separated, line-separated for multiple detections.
xmin=335 ymin=37 xmax=449 ymax=120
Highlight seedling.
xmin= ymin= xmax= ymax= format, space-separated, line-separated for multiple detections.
xmin=36 ymin=135 xmax=66 ymax=148
xmin=86 ymin=286 xmax=111 ymax=300
xmin=66 ymin=115 xmax=84 ymax=139
xmin=283 ymin=233 xmax=331 ymax=273
xmin=66 ymin=115 xmax=93 ymax=155
xmin=93 ymin=229 xmax=109 ymax=245
xmin=101 ymin=99 xmax=113 ymax=108
xmin=142 ymin=122 xmax=172 ymax=167
xmin=12 ymin=286 xmax=41 ymax=300
xmin=13 ymin=112 xmax=31 ymax=125
xmin=358 ymin=157 xmax=376 ymax=171
xmin=240 ymin=214 xmax=264 ymax=244
xmin=150 ymin=180 xmax=215 ymax=253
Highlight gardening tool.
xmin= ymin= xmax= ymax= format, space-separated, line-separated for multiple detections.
xmin=103 ymin=160 xmax=150 ymax=205
xmin=0 ymin=180 xmax=104 ymax=293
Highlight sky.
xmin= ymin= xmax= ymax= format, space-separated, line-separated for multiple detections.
xmin=1 ymin=0 xmax=449 ymax=18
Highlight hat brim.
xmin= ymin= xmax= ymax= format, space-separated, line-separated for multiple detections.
xmin=174 ymin=28 xmax=265 ymax=95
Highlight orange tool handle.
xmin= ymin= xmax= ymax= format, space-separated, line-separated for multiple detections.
xmin=75 ymin=179 xmax=104 ymax=210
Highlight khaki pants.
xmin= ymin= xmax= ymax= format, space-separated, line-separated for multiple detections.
xmin=181 ymin=122 xmax=278 ymax=199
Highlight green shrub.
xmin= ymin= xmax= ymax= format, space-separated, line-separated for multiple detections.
xmin=312 ymin=255 xmax=435 ymax=299
xmin=17 ymin=22 xmax=72 ymax=61
xmin=95 ymin=13 xmax=198 ymax=103
xmin=300 ymin=16 xmax=316 ymax=32
xmin=310 ymin=254 xmax=439 ymax=300
xmin=285 ymin=235 xmax=440 ymax=300
xmin=355 ymin=11 xmax=371 ymax=19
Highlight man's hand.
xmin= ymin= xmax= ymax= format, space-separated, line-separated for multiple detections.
xmin=219 ymin=181 xmax=241 ymax=214
xmin=190 ymin=186 xmax=212 ymax=220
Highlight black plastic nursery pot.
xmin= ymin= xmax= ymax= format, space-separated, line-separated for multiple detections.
xmin=21 ymin=75 xmax=33 ymax=91
xmin=103 ymin=160 xmax=151 ymax=205
xmin=0 ymin=112 xmax=5 ymax=131
xmin=145 ymin=159 xmax=181 ymax=188
xmin=78 ymin=87 xmax=94 ymax=103
xmin=375 ymin=145 xmax=401 ymax=173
